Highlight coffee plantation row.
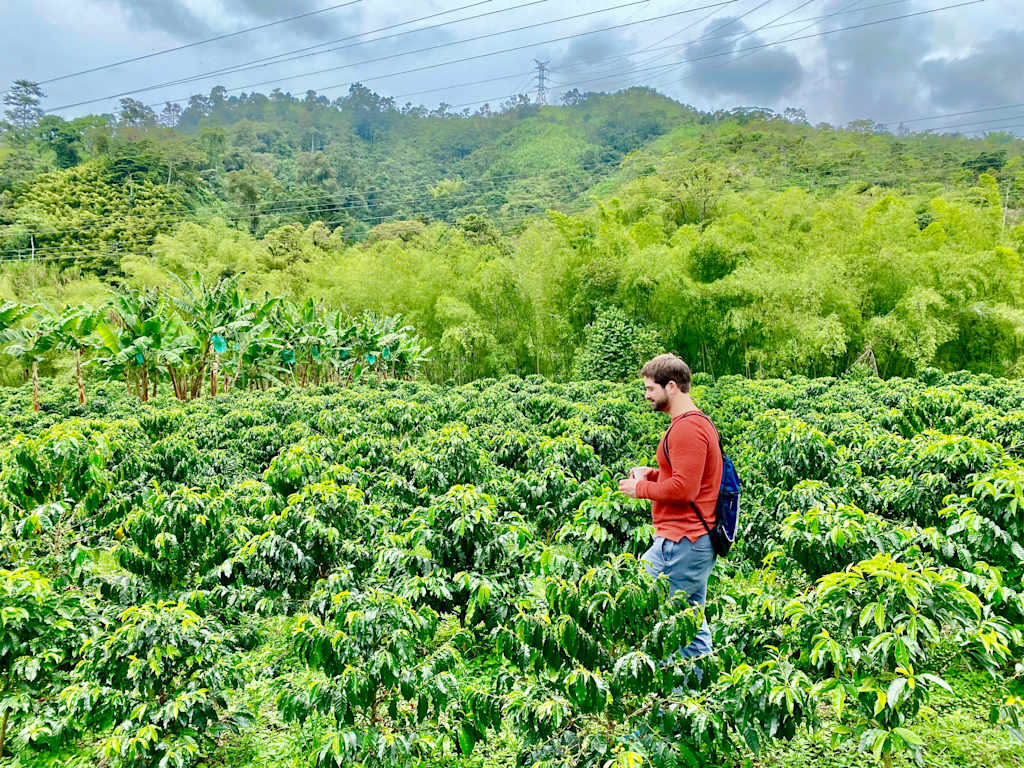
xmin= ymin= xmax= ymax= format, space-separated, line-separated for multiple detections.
xmin=2 ymin=371 xmax=1024 ymax=768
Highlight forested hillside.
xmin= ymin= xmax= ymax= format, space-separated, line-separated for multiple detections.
xmin=3 ymin=84 xmax=1024 ymax=385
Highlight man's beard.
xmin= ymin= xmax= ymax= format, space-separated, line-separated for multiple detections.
xmin=649 ymin=394 xmax=669 ymax=412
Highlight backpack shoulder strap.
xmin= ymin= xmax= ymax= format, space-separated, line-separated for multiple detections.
xmin=664 ymin=411 xmax=720 ymax=471
xmin=662 ymin=412 xmax=719 ymax=537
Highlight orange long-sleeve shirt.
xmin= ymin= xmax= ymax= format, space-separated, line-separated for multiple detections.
xmin=635 ymin=410 xmax=722 ymax=543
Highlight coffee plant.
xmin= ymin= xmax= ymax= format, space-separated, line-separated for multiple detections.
xmin=0 ymin=372 xmax=1022 ymax=767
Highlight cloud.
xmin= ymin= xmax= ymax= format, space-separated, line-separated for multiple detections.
xmin=102 ymin=0 xmax=211 ymax=38
xmin=919 ymin=30 xmax=1024 ymax=111
xmin=810 ymin=0 xmax=934 ymax=126
xmin=218 ymin=0 xmax=365 ymax=41
xmin=546 ymin=28 xmax=639 ymax=94
xmin=100 ymin=0 xmax=365 ymax=44
xmin=558 ymin=30 xmax=625 ymax=68
xmin=676 ymin=18 xmax=804 ymax=104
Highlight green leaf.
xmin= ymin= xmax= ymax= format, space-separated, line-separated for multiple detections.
xmin=887 ymin=677 xmax=907 ymax=709
xmin=1011 ymin=540 xmax=1024 ymax=562
xmin=458 ymin=723 xmax=476 ymax=755
xmin=872 ymin=731 xmax=890 ymax=761
xmin=894 ymin=727 xmax=923 ymax=746
xmin=921 ymin=673 xmax=953 ymax=693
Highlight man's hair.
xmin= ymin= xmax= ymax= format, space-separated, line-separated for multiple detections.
xmin=641 ymin=353 xmax=692 ymax=393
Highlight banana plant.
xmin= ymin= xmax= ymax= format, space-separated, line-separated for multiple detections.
xmin=323 ymin=308 xmax=359 ymax=385
xmin=47 ymin=305 xmax=104 ymax=405
xmin=95 ymin=287 xmax=192 ymax=401
xmin=0 ymin=301 xmax=31 ymax=333
xmin=168 ymin=271 xmax=255 ymax=398
xmin=0 ymin=306 xmax=55 ymax=412
xmin=273 ymin=297 xmax=327 ymax=386
xmin=220 ymin=296 xmax=283 ymax=392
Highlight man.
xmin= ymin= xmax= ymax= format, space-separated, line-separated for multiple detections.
xmin=618 ymin=353 xmax=722 ymax=658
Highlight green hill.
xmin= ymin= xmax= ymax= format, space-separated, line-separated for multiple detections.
xmin=2 ymin=85 xmax=1024 ymax=382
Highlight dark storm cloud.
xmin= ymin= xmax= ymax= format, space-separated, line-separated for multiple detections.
xmin=547 ymin=28 xmax=638 ymax=93
xmin=218 ymin=0 xmax=367 ymax=41
xmin=678 ymin=18 xmax=803 ymax=103
xmin=919 ymin=30 xmax=1024 ymax=111
xmin=813 ymin=0 xmax=933 ymax=126
xmin=103 ymin=0 xmax=212 ymax=38
xmin=102 ymin=0 xmax=365 ymax=45
xmin=557 ymin=30 xmax=625 ymax=68
xmin=221 ymin=0 xmax=320 ymax=17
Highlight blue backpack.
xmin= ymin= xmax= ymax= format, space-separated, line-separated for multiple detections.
xmin=664 ymin=412 xmax=741 ymax=557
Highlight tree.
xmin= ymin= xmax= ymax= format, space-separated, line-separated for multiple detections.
xmin=118 ymin=97 xmax=156 ymax=128
xmin=3 ymin=80 xmax=44 ymax=132
xmin=663 ymin=160 xmax=737 ymax=227
xmin=561 ymin=89 xmax=586 ymax=106
xmin=158 ymin=102 xmax=182 ymax=128
xmin=226 ymin=169 xmax=278 ymax=233
xmin=36 ymin=116 xmax=82 ymax=168
xmin=571 ymin=305 xmax=661 ymax=382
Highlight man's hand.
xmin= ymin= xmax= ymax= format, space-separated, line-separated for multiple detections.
xmin=618 ymin=477 xmax=640 ymax=498
xmin=629 ymin=466 xmax=655 ymax=480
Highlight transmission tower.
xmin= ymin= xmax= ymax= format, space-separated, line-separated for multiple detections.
xmin=534 ymin=58 xmax=550 ymax=105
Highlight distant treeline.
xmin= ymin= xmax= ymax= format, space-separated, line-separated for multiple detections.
xmin=2 ymin=84 xmax=1024 ymax=381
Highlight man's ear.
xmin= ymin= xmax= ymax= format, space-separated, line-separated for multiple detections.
xmin=664 ymin=380 xmax=679 ymax=395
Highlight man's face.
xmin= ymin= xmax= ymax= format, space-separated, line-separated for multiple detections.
xmin=643 ymin=377 xmax=670 ymax=412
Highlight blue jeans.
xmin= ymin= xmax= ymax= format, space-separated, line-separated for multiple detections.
xmin=642 ymin=534 xmax=715 ymax=657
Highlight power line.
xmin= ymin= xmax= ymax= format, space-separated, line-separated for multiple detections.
xmin=17 ymin=0 xmax=365 ymax=90
xmin=0 ymin=148 xmax=993 ymax=263
xmin=102 ymin=0 xmax=556 ymax=106
xmin=922 ymin=112 xmax=1024 ymax=135
xmin=638 ymin=0 xmax=824 ymax=91
xmin=0 ymin=162 xmax=624 ymax=246
xmin=441 ymin=0 xmax=986 ymax=110
xmin=633 ymin=0 xmax=779 ymax=70
xmin=46 ymin=0 xmax=740 ymax=113
xmin=2 ymin=2 xmax=1000 ymax=254
xmin=0 ymin=145 xmax=992 ymax=260
xmin=895 ymin=102 xmax=1024 ymax=126
xmin=558 ymin=0 xmax=778 ymax=87
xmin=146 ymin=0 xmax=892 ymax=114
xmin=5 ymin=0 xmax=998 ymax=252
xmin=0 ymin=159 xmax=986 ymax=267
xmin=158 ymin=0 xmax=504 ymax=87
xmin=545 ymin=0 xmax=905 ymax=86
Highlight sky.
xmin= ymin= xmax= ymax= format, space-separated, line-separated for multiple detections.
xmin=2 ymin=0 xmax=1023 ymax=135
